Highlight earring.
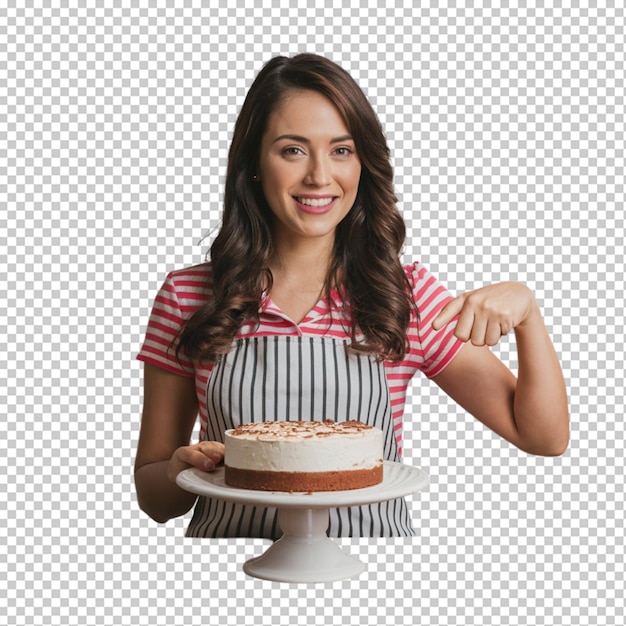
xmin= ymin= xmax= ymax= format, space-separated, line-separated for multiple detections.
xmin=252 ymin=174 xmax=259 ymax=181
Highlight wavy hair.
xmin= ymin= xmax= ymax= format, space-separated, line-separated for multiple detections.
xmin=176 ymin=53 xmax=416 ymax=364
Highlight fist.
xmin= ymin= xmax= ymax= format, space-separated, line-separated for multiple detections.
xmin=432 ymin=281 xmax=537 ymax=347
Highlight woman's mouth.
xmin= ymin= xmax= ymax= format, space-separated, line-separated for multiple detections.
xmin=293 ymin=196 xmax=337 ymax=214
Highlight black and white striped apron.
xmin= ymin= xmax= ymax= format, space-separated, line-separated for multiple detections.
xmin=186 ymin=335 xmax=415 ymax=538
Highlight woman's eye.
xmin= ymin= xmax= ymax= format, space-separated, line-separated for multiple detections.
xmin=283 ymin=146 xmax=304 ymax=156
xmin=334 ymin=147 xmax=354 ymax=157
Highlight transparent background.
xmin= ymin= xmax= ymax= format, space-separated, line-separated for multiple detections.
xmin=2 ymin=1 xmax=624 ymax=624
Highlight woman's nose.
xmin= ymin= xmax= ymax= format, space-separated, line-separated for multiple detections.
xmin=304 ymin=156 xmax=331 ymax=187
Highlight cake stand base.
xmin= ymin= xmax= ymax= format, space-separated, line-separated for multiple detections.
xmin=243 ymin=507 xmax=364 ymax=583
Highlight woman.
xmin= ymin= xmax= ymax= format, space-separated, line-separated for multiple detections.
xmin=135 ymin=53 xmax=569 ymax=538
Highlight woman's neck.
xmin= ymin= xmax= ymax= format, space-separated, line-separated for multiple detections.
xmin=267 ymin=233 xmax=338 ymax=323
xmin=270 ymin=233 xmax=335 ymax=285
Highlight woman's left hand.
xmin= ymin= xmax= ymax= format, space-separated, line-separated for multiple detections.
xmin=432 ymin=281 xmax=539 ymax=347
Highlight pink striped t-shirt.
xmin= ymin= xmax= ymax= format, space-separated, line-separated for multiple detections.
xmin=137 ymin=261 xmax=463 ymax=457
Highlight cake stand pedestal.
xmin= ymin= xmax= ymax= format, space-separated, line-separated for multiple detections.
xmin=243 ymin=507 xmax=364 ymax=582
xmin=176 ymin=461 xmax=428 ymax=583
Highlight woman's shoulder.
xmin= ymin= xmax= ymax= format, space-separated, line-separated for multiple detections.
xmin=160 ymin=262 xmax=214 ymax=309
xmin=166 ymin=261 xmax=213 ymax=283
xmin=402 ymin=260 xmax=453 ymax=306
xmin=402 ymin=260 xmax=430 ymax=286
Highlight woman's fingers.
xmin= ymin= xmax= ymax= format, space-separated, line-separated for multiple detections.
xmin=167 ymin=442 xmax=225 ymax=482
xmin=432 ymin=282 xmax=534 ymax=347
xmin=183 ymin=444 xmax=224 ymax=470
xmin=432 ymin=295 xmax=464 ymax=331
xmin=196 ymin=441 xmax=225 ymax=464
xmin=484 ymin=320 xmax=504 ymax=347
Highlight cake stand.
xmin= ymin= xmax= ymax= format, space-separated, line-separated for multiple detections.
xmin=176 ymin=461 xmax=428 ymax=583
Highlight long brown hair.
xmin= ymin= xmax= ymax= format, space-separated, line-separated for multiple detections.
xmin=176 ymin=53 xmax=416 ymax=364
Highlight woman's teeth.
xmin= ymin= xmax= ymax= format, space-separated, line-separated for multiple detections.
xmin=296 ymin=197 xmax=334 ymax=207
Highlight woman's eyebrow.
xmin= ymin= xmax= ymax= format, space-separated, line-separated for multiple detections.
xmin=272 ymin=134 xmax=354 ymax=144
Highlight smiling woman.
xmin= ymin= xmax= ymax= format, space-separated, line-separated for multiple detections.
xmin=135 ymin=53 xmax=569 ymax=540
xmin=175 ymin=54 xmax=412 ymax=365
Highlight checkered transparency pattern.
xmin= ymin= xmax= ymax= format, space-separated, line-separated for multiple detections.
xmin=2 ymin=2 xmax=624 ymax=625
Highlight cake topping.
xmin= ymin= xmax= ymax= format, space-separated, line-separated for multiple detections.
xmin=229 ymin=420 xmax=373 ymax=439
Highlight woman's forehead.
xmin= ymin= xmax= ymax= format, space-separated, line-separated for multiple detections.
xmin=264 ymin=90 xmax=351 ymax=141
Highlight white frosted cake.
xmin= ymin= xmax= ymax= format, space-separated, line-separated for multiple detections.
xmin=224 ymin=420 xmax=384 ymax=492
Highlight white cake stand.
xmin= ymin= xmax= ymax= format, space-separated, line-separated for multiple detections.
xmin=176 ymin=461 xmax=429 ymax=583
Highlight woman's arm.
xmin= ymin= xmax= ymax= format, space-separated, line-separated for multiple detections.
xmin=431 ymin=282 xmax=569 ymax=456
xmin=134 ymin=362 xmax=224 ymax=523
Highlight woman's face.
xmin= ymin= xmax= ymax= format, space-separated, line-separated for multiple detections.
xmin=257 ymin=90 xmax=362 ymax=247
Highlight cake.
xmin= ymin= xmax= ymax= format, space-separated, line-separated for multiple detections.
xmin=223 ymin=420 xmax=384 ymax=492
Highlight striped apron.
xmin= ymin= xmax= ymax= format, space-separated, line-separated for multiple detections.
xmin=186 ymin=335 xmax=416 ymax=538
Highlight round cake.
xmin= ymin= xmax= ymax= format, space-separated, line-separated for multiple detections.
xmin=224 ymin=420 xmax=384 ymax=492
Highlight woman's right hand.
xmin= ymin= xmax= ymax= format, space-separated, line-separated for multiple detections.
xmin=166 ymin=441 xmax=225 ymax=484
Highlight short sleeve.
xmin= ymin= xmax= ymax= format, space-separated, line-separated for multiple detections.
xmin=405 ymin=261 xmax=464 ymax=378
xmin=137 ymin=265 xmax=211 ymax=377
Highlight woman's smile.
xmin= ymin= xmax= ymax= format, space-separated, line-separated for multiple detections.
xmin=292 ymin=195 xmax=338 ymax=214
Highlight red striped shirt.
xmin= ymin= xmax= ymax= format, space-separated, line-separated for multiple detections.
xmin=137 ymin=261 xmax=463 ymax=456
